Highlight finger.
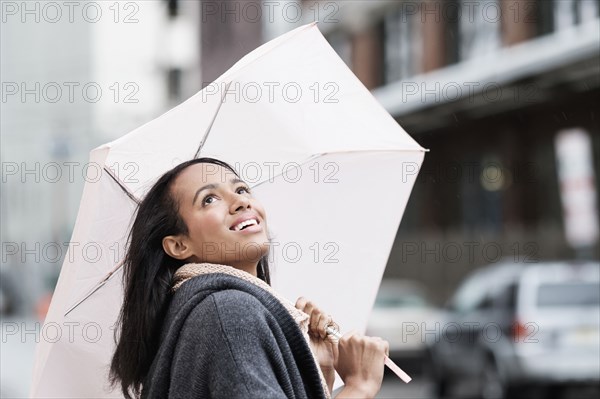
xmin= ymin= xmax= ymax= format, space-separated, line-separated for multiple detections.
xmin=332 ymin=338 xmax=340 ymax=368
xmin=371 ymin=337 xmax=386 ymax=348
xmin=341 ymin=329 xmax=358 ymax=341
xmin=379 ymin=341 xmax=389 ymax=358
xmin=318 ymin=314 xmax=329 ymax=340
xmin=310 ymin=308 xmax=323 ymax=336
xmin=304 ymin=301 xmax=315 ymax=317
xmin=319 ymin=314 xmax=333 ymax=340
xmin=302 ymin=301 xmax=317 ymax=336
xmin=304 ymin=302 xmax=316 ymax=334
xmin=375 ymin=340 xmax=390 ymax=357
xmin=315 ymin=312 xmax=327 ymax=339
xmin=295 ymin=296 xmax=307 ymax=311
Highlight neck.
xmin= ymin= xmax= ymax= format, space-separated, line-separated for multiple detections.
xmin=229 ymin=260 xmax=259 ymax=278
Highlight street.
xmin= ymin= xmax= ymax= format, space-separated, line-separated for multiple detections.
xmin=377 ymin=376 xmax=435 ymax=398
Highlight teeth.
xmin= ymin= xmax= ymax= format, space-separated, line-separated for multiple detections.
xmin=233 ymin=219 xmax=257 ymax=231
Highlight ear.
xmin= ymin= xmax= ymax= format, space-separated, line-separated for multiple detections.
xmin=162 ymin=235 xmax=193 ymax=260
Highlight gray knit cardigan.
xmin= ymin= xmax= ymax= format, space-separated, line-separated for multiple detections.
xmin=140 ymin=273 xmax=327 ymax=398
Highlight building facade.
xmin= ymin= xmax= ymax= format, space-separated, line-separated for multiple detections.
xmin=1 ymin=0 xmax=201 ymax=315
xmin=272 ymin=0 xmax=600 ymax=301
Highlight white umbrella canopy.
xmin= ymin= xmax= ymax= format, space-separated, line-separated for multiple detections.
xmin=31 ymin=22 xmax=426 ymax=398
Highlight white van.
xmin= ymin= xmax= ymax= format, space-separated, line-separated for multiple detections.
xmin=427 ymin=261 xmax=600 ymax=399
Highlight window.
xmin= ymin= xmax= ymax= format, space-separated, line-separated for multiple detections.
xmin=460 ymin=154 xmax=508 ymax=233
xmin=580 ymin=0 xmax=600 ymax=23
xmin=165 ymin=0 xmax=178 ymax=18
xmin=326 ymin=31 xmax=352 ymax=68
xmin=383 ymin=7 xmax=423 ymax=83
xmin=555 ymin=0 xmax=579 ymax=29
xmin=444 ymin=0 xmax=461 ymax=66
xmin=494 ymin=283 xmax=517 ymax=311
xmin=458 ymin=0 xmax=501 ymax=60
xmin=537 ymin=283 xmax=600 ymax=307
xmin=450 ymin=273 xmax=490 ymax=312
xmin=555 ymin=0 xmax=600 ymax=29
xmin=536 ymin=0 xmax=600 ymax=36
xmin=167 ymin=68 xmax=182 ymax=101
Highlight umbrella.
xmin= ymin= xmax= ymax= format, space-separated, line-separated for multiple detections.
xmin=30 ymin=22 xmax=427 ymax=397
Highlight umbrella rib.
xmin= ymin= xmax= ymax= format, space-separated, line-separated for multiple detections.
xmin=104 ymin=167 xmax=141 ymax=205
xmin=64 ymin=261 xmax=124 ymax=317
xmin=250 ymin=149 xmax=427 ymax=189
xmin=63 ymin=169 xmax=136 ymax=316
xmin=194 ymin=81 xmax=232 ymax=159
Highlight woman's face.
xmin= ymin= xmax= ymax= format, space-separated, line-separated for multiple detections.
xmin=166 ymin=163 xmax=269 ymax=272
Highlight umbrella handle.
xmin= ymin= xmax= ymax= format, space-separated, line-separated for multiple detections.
xmin=325 ymin=326 xmax=412 ymax=384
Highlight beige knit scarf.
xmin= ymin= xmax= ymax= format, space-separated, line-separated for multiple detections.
xmin=171 ymin=262 xmax=332 ymax=398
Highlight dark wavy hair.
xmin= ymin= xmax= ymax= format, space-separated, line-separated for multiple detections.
xmin=109 ymin=157 xmax=271 ymax=399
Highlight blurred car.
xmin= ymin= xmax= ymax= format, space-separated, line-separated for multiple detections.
xmin=426 ymin=260 xmax=600 ymax=399
xmin=366 ymin=279 xmax=441 ymax=370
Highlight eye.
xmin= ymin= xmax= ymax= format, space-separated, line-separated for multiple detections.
xmin=237 ymin=185 xmax=251 ymax=194
xmin=202 ymin=194 xmax=217 ymax=206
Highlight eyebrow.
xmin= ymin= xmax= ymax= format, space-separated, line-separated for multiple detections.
xmin=192 ymin=177 xmax=246 ymax=206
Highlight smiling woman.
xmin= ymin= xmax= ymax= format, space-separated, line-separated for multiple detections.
xmin=161 ymin=161 xmax=270 ymax=278
xmin=108 ymin=157 xmax=389 ymax=399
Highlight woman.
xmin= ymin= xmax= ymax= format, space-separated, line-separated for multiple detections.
xmin=109 ymin=157 xmax=389 ymax=398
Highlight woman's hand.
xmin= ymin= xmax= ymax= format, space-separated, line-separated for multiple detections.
xmin=335 ymin=330 xmax=389 ymax=398
xmin=295 ymin=297 xmax=338 ymax=391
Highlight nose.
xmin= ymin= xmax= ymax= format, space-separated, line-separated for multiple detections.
xmin=229 ymin=191 xmax=251 ymax=213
